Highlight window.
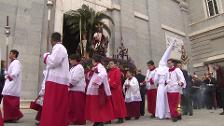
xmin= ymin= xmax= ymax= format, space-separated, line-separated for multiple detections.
xmin=205 ymin=0 xmax=219 ymax=17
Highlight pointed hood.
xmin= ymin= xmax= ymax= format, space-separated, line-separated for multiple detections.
xmin=159 ymin=41 xmax=176 ymax=67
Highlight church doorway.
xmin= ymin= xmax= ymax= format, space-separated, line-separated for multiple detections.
xmin=62 ymin=14 xmax=80 ymax=56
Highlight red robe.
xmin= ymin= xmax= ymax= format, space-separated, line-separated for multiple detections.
xmin=108 ymin=67 xmax=127 ymax=118
xmin=0 ymin=110 xmax=3 ymax=126
xmin=40 ymin=81 xmax=69 ymax=126
xmin=3 ymin=95 xmax=23 ymax=121
xmin=68 ymin=91 xmax=86 ymax=125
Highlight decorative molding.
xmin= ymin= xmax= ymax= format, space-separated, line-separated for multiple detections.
xmin=134 ymin=12 xmax=149 ymax=21
xmin=171 ymin=0 xmax=181 ymax=3
xmin=111 ymin=4 xmax=121 ymax=11
xmin=189 ymin=12 xmax=224 ymax=26
xmin=161 ymin=24 xmax=186 ymax=36
xmin=83 ymin=0 xmax=112 ymax=9
xmin=204 ymin=54 xmax=224 ymax=64
xmin=193 ymin=62 xmax=204 ymax=68
xmin=189 ymin=22 xmax=224 ymax=36
xmin=179 ymin=1 xmax=189 ymax=12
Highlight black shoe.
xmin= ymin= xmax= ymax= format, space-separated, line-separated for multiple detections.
xmin=104 ymin=121 xmax=111 ymax=124
xmin=93 ymin=122 xmax=100 ymax=126
xmin=135 ymin=117 xmax=140 ymax=120
xmin=125 ymin=117 xmax=131 ymax=120
xmin=177 ymin=115 xmax=182 ymax=120
xmin=116 ymin=118 xmax=124 ymax=124
xmin=150 ymin=114 xmax=155 ymax=118
xmin=182 ymin=113 xmax=187 ymax=115
xmin=99 ymin=123 xmax=104 ymax=126
xmin=172 ymin=118 xmax=178 ymax=122
xmin=189 ymin=113 xmax=193 ymax=116
xmin=94 ymin=122 xmax=104 ymax=126
xmin=219 ymin=112 xmax=224 ymax=115
xmin=35 ymin=122 xmax=39 ymax=126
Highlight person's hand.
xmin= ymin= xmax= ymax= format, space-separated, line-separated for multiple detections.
xmin=149 ymin=78 xmax=154 ymax=85
xmin=69 ymin=83 xmax=74 ymax=88
xmin=93 ymin=82 xmax=99 ymax=86
xmin=140 ymin=81 xmax=146 ymax=85
xmin=178 ymin=82 xmax=184 ymax=87
xmin=125 ymin=84 xmax=130 ymax=88
xmin=7 ymin=75 xmax=13 ymax=81
xmin=43 ymin=52 xmax=50 ymax=64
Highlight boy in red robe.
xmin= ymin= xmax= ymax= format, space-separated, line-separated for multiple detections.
xmin=2 ymin=49 xmax=23 ymax=122
xmin=85 ymin=55 xmax=114 ymax=126
xmin=108 ymin=60 xmax=126 ymax=123
xmin=68 ymin=54 xmax=86 ymax=125
xmin=40 ymin=32 xmax=70 ymax=126
xmin=123 ymin=69 xmax=142 ymax=120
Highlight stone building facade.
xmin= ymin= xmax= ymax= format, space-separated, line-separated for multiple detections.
xmin=188 ymin=0 xmax=224 ymax=77
xmin=0 ymin=0 xmax=223 ymax=102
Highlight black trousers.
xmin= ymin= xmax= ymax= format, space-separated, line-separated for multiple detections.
xmin=140 ymin=86 xmax=146 ymax=116
xmin=205 ymin=86 xmax=216 ymax=109
xmin=220 ymin=89 xmax=224 ymax=111
xmin=181 ymin=89 xmax=193 ymax=115
xmin=191 ymin=88 xmax=201 ymax=109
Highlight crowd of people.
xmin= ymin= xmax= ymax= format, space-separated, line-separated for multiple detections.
xmin=0 ymin=32 xmax=223 ymax=126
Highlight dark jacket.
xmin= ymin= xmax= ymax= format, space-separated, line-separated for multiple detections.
xmin=135 ymin=73 xmax=146 ymax=93
xmin=0 ymin=69 xmax=5 ymax=93
xmin=182 ymin=69 xmax=191 ymax=89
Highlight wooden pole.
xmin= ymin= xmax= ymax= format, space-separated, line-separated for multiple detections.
xmin=5 ymin=16 xmax=10 ymax=69
xmin=79 ymin=16 xmax=82 ymax=56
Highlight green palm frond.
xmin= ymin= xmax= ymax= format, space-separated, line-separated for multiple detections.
xmin=64 ymin=4 xmax=114 ymax=48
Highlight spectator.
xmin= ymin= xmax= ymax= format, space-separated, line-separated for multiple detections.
xmin=0 ymin=60 xmax=6 ymax=103
xmin=214 ymin=65 xmax=224 ymax=115
xmin=191 ymin=75 xmax=202 ymax=109
xmin=135 ymin=69 xmax=146 ymax=116
xmin=203 ymin=72 xmax=217 ymax=110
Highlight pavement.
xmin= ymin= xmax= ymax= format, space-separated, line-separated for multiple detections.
xmin=4 ymin=109 xmax=224 ymax=126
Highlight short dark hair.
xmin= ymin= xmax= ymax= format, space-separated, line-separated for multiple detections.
xmin=10 ymin=49 xmax=19 ymax=58
xmin=92 ymin=54 xmax=102 ymax=63
xmin=51 ymin=32 xmax=61 ymax=42
xmin=69 ymin=54 xmax=81 ymax=62
xmin=147 ymin=60 xmax=154 ymax=65
xmin=168 ymin=59 xmax=179 ymax=66
xmin=1 ymin=60 xmax=5 ymax=69
xmin=167 ymin=59 xmax=174 ymax=63
xmin=109 ymin=59 xmax=118 ymax=64
xmin=126 ymin=68 xmax=136 ymax=75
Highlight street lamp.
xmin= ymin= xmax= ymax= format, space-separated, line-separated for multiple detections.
xmin=4 ymin=16 xmax=10 ymax=68
xmin=46 ymin=0 xmax=53 ymax=51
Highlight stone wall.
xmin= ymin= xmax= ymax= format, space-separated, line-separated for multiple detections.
xmin=0 ymin=0 xmax=46 ymax=101
xmin=188 ymin=0 xmax=224 ymax=77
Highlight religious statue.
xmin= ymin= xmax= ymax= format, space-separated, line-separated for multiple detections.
xmin=92 ymin=24 xmax=108 ymax=56
xmin=79 ymin=32 xmax=88 ymax=58
xmin=180 ymin=45 xmax=189 ymax=64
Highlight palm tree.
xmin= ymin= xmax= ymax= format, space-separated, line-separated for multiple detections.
xmin=64 ymin=4 xmax=114 ymax=52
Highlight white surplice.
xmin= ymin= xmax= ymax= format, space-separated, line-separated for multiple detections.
xmin=166 ymin=67 xmax=186 ymax=93
xmin=145 ymin=69 xmax=157 ymax=90
xmin=123 ymin=77 xmax=142 ymax=103
xmin=44 ymin=43 xmax=71 ymax=85
xmin=86 ymin=63 xmax=111 ymax=96
xmin=69 ymin=64 xmax=86 ymax=92
xmin=2 ymin=59 xmax=22 ymax=97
